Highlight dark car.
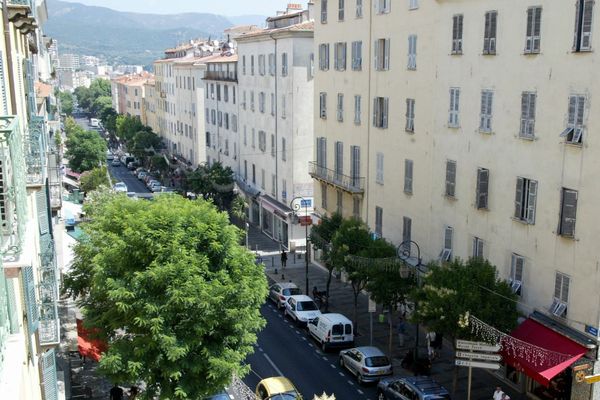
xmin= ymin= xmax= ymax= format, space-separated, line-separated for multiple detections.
xmin=377 ymin=376 xmax=451 ymax=400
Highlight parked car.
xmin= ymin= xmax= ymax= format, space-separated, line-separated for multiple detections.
xmin=111 ymin=159 xmax=121 ymax=167
xmin=113 ymin=182 xmax=128 ymax=193
xmin=308 ymin=313 xmax=354 ymax=351
xmin=204 ymin=391 xmax=232 ymax=400
xmin=106 ymin=151 xmax=114 ymax=161
xmin=147 ymin=180 xmax=161 ymax=189
xmin=377 ymin=376 xmax=451 ymax=400
xmin=284 ymin=295 xmax=321 ymax=327
xmin=127 ymin=161 xmax=140 ymax=170
xmin=137 ymin=171 xmax=148 ymax=180
xmin=339 ymin=346 xmax=393 ymax=385
xmin=150 ymin=183 xmax=163 ymax=192
xmin=255 ymin=377 xmax=302 ymax=400
xmin=269 ymin=282 xmax=301 ymax=309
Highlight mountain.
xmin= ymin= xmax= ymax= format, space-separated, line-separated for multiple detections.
xmin=44 ymin=0 xmax=265 ymax=67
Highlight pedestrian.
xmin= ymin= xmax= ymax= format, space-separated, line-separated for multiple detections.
xmin=281 ymin=250 xmax=288 ymax=268
xmin=110 ymin=385 xmax=124 ymax=400
xmin=129 ymin=386 xmax=139 ymax=400
xmin=501 ymin=394 xmax=511 ymax=400
xmin=493 ymin=386 xmax=504 ymax=400
xmin=425 ymin=331 xmax=437 ymax=360
xmin=397 ymin=317 xmax=407 ymax=348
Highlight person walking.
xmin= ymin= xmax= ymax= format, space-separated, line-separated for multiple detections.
xmin=281 ymin=250 xmax=288 ymax=268
xmin=425 ymin=331 xmax=437 ymax=360
xmin=493 ymin=386 xmax=504 ymax=400
xmin=110 ymin=385 xmax=124 ymax=400
xmin=397 ymin=317 xmax=407 ymax=348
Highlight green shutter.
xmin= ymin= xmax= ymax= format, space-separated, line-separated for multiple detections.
xmin=36 ymin=187 xmax=50 ymax=235
xmin=41 ymin=348 xmax=58 ymax=400
xmin=22 ymin=266 xmax=39 ymax=333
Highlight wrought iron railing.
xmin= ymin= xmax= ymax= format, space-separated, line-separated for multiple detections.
xmin=308 ymin=161 xmax=365 ymax=194
xmin=25 ymin=116 xmax=46 ymax=186
xmin=204 ymin=71 xmax=238 ymax=82
xmin=38 ymin=232 xmax=59 ymax=345
xmin=0 ymin=116 xmax=27 ymax=259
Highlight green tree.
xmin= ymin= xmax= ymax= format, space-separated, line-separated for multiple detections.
xmin=89 ymin=78 xmax=111 ymax=99
xmin=100 ymin=107 xmax=118 ymax=134
xmin=131 ymin=129 xmax=161 ymax=159
xmin=149 ymin=155 xmax=169 ymax=180
xmin=63 ymin=194 xmax=267 ymax=399
xmin=58 ymin=91 xmax=74 ymax=115
xmin=80 ymin=166 xmax=111 ymax=193
xmin=74 ymin=86 xmax=93 ymax=111
xmin=413 ymin=258 xmax=518 ymax=392
xmin=91 ymin=95 xmax=113 ymax=116
xmin=186 ymin=162 xmax=234 ymax=210
xmin=309 ymin=212 xmax=343 ymax=303
xmin=65 ymin=129 xmax=107 ymax=172
xmin=64 ymin=116 xmax=82 ymax=137
xmin=116 ymin=115 xmax=144 ymax=145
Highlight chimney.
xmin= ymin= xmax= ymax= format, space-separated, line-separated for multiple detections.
xmin=287 ymin=3 xmax=302 ymax=13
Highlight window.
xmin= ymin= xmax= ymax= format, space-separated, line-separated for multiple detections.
xmin=407 ymin=35 xmax=417 ymax=70
xmin=376 ymin=152 xmax=384 ymax=185
xmin=272 ymin=174 xmax=276 ymax=196
xmin=404 ymin=159 xmax=413 ymax=194
xmin=244 ymin=160 xmax=248 ymax=180
xmin=337 ymin=93 xmax=344 ymax=122
xmin=475 ymin=168 xmax=489 ymax=209
xmin=351 ymin=41 xmax=362 ymax=70
xmin=334 ymin=141 xmax=343 ymax=180
xmin=268 ymin=53 xmax=275 ymax=76
xmin=376 ymin=0 xmax=391 ymax=14
xmin=374 ymin=39 xmax=391 ymax=70
xmin=339 ymin=0 xmax=345 ymax=20
xmin=321 ymin=0 xmax=328 ymax=23
xmin=282 ymin=137 xmax=287 ymax=161
xmin=483 ymin=11 xmax=498 ymax=54
xmin=510 ymin=254 xmax=524 ymax=296
xmin=375 ymin=206 xmax=383 ymax=237
xmin=334 ymin=42 xmax=347 ymax=70
xmin=282 ymin=179 xmax=287 ymax=202
xmin=448 ymin=87 xmax=460 ymax=127
xmin=261 ymin=169 xmax=265 ymax=189
xmin=353 ymin=197 xmax=360 ymax=218
xmin=452 ymin=14 xmax=464 ymax=54
xmin=271 ymin=134 xmax=275 ymax=157
xmin=514 ymin=177 xmax=538 ymax=224
xmin=373 ymin=97 xmax=389 ymax=128
xmin=242 ymin=55 xmax=246 ymax=74
xmin=356 ymin=0 xmax=363 ymax=18
xmin=472 ymin=237 xmax=484 ymax=259
xmin=319 ymin=43 xmax=330 ymax=70
xmin=252 ymin=129 xmax=256 ymax=149
xmin=558 ymin=188 xmax=578 ymax=237
xmin=479 ymin=90 xmax=494 ymax=132
xmin=224 ymin=113 xmax=229 ymax=130
xmin=316 ymin=137 xmax=327 ymax=173
xmin=573 ymin=0 xmax=594 ymax=51
xmin=206 ymin=131 xmax=211 ymax=147
xmin=271 ymin=93 xmax=275 ymax=116
xmin=354 ymin=95 xmax=361 ymax=124
xmin=259 ymin=92 xmax=265 ymax=113
xmin=251 ymin=55 xmax=255 ymax=75
xmin=319 ymin=92 xmax=327 ymax=119
xmin=242 ymin=91 xmax=247 ymax=110
xmin=525 ymin=7 xmax=542 ymax=53
xmin=409 ymin=0 xmax=418 ymax=10
xmin=309 ymin=53 xmax=315 ymax=78
xmin=281 ymin=94 xmax=287 ymax=118
xmin=233 ymin=86 xmax=236 ymax=104
xmin=336 ymin=190 xmax=343 ymax=214
xmin=243 ymin=126 xmax=247 ymax=145
xmin=252 ymin=164 xmax=256 ymax=184
xmin=321 ymin=182 xmax=328 ymax=208
xmin=258 ymin=130 xmax=266 ymax=152
xmin=218 ymin=111 xmax=223 ymax=127
xmin=552 ymin=272 xmax=570 ymax=317
xmin=211 ymin=109 xmax=216 ymax=124
xmin=445 ymin=160 xmax=457 ymax=197
xmin=560 ymin=95 xmax=585 ymax=144
xmin=350 ymin=145 xmax=360 ymax=188
xmin=250 ymin=91 xmax=255 ymax=111
xmin=281 ymin=53 xmax=288 ymax=76
xmin=440 ymin=226 xmax=453 ymax=261
xmin=259 ymin=54 xmax=266 ymax=75
xmin=402 ymin=217 xmax=412 ymax=246
xmin=405 ymin=98 xmax=415 ymax=132
xmin=520 ymin=92 xmax=537 ymax=139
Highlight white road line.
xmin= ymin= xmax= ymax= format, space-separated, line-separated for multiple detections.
xmin=301 ymin=337 xmax=307 ymax=341
xmin=330 ymin=364 xmax=336 ymax=369
xmin=295 ymin=330 xmax=300 ymax=334
xmin=308 ymin=343 xmax=314 ymax=347
xmin=263 ymin=353 xmax=284 ymax=376
xmin=338 ymin=372 xmax=344 ymax=377
xmin=357 ymin=389 xmax=364 ymax=394
xmin=321 ymin=356 xmax=327 ymax=361
xmin=347 ymin=380 xmax=354 ymax=386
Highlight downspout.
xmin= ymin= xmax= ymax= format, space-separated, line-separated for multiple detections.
xmin=270 ymin=32 xmax=279 ymax=202
xmin=3 ymin=0 xmax=18 ymax=114
xmin=365 ymin=2 xmax=373 ymax=226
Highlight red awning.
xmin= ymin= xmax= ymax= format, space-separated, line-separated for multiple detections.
xmin=502 ymin=319 xmax=587 ymax=386
xmin=77 ymin=318 xmax=108 ymax=362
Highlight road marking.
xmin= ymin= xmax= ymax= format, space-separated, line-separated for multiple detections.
xmin=263 ymin=353 xmax=284 ymax=376
xmin=301 ymin=337 xmax=307 ymax=341
xmin=258 ymin=347 xmax=263 ymax=352
xmin=295 ymin=330 xmax=300 ymax=334
xmin=357 ymin=389 xmax=364 ymax=394
xmin=347 ymin=380 xmax=354 ymax=386
xmin=330 ymin=364 xmax=336 ymax=369
xmin=322 ymin=356 xmax=327 ymax=361
xmin=338 ymin=372 xmax=344 ymax=377
xmin=308 ymin=343 xmax=314 ymax=348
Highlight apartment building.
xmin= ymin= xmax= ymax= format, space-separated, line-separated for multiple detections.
xmin=0 ymin=0 xmax=63 ymax=399
xmin=110 ymin=72 xmax=153 ymax=120
xmin=143 ymin=79 xmax=158 ymax=133
xmin=204 ymin=55 xmax=239 ymax=170
xmin=313 ymin=0 xmax=600 ymax=398
xmin=236 ymin=4 xmax=315 ymax=249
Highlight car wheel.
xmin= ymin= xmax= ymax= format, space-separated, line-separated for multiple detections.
xmin=377 ymin=391 xmax=386 ymax=400
xmin=321 ymin=341 xmax=328 ymax=352
xmin=339 ymin=357 xmax=345 ymax=368
xmin=357 ymin=373 xmax=364 ymax=385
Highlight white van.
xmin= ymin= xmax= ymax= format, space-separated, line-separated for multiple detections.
xmin=308 ymin=313 xmax=354 ymax=352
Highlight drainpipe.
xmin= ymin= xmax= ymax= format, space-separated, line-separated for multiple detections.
xmin=365 ymin=1 xmax=374 ymax=225
xmin=270 ymin=33 xmax=279 ymax=202
xmin=3 ymin=0 xmax=18 ymax=114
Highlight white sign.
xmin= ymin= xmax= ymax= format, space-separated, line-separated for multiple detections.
xmin=455 ymin=359 xmax=500 ymax=370
xmin=456 ymin=351 xmax=502 ymax=362
xmin=368 ymin=297 xmax=376 ymax=313
xmin=456 ymin=339 xmax=501 ymax=352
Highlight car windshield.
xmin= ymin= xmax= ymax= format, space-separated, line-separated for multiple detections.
xmin=430 ymin=395 xmax=451 ymax=399
xmin=297 ymin=301 xmax=318 ymax=311
xmin=267 ymin=392 xmax=300 ymax=400
xmin=365 ymin=356 xmax=390 ymax=367
xmin=283 ymin=288 xmax=301 ymax=296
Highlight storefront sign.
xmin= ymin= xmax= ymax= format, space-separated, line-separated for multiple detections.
xmin=300 ymin=198 xmax=312 ymax=208
xmin=585 ymin=325 xmax=599 ymax=337
xmin=456 ymin=339 xmax=501 ymax=352
xmin=456 ymin=351 xmax=501 ymax=362
xmin=573 ymin=363 xmax=591 ymax=372
xmin=455 ymin=359 xmax=500 ymax=370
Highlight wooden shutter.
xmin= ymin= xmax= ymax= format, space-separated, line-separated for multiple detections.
xmin=445 ymin=160 xmax=456 ymax=197
xmin=376 ymin=152 xmax=384 ymax=183
xmin=476 ymin=168 xmax=489 ymax=209
xmin=36 ymin=188 xmax=50 ymax=235
xmin=374 ymin=39 xmax=380 ymax=69
xmin=554 ymin=273 xmax=563 ymax=299
xmin=533 ymin=7 xmax=542 ymax=51
xmin=342 ymin=42 xmax=347 ymax=69
xmin=444 ymin=226 xmax=453 ymax=250
xmin=403 ymin=217 xmax=412 ymax=244
xmin=560 ymin=189 xmax=578 ymax=236
xmin=581 ymin=0 xmax=594 ymax=49
xmin=373 ymin=97 xmax=378 ymax=126
xmin=41 ymin=349 xmax=59 ymax=400
xmin=383 ymin=39 xmax=390 ymax=70
xmin=514 ymin=177 xmax=524 ymax=219
xmin=405 ymin=159 xmax=413 ymax=193
xmin=526 ymin=180 xmax=538 ymax=224
xmin=335 ymin=141 xmax=343 ymax=177
xmin=22 ymin=266 xmax=39 ymax=333
xmin=383 ymin=97 xmax=389 ymax=128
xmin=511 ymin=254 xmax=524 ymax=282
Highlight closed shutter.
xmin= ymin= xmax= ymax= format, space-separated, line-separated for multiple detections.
xmin=376 ymin=152 xmax=384 ymax=184
xmin=560 ymin=189 xmax=578 ymax=236
xmin=404 ymin=159 xmax=413 ymax=194
xmin=581 ymin=0 xmax=595 ymax=49
xmin=476 ymin=168 xmax=489 ymax=209
xmin=0 ymin=51 xmax=7 ymax=115
xmin=320 ymin=92 xmax=327 ymax=118
xmin=373 ymin=97 xmax=378 ymax=126
xmin=36 ymin=187 xmax=50 ymax=235
xmin=351 ymin=145 xmax=360 ymax=187
xmin=514 ymin=177 xmax=524 ymax=219
xmin=554 ymin=274 xmax=563 ymax=300
xmin=403 ymin=217 xmax=412 ymax=244
xmin=444 ymin=226 xmax=453 ymax=250
xmin=335 ymin=141 xmax=343 ymax=178
xmin=445 ymin=160 xmax=456 ymax=197
xmin=408 ymin=35 xmax=417 ymax=69
xmin=342 ymin=42 xmax=347 ymax=70
xmin=22 ymin=266 xmax=39 ymax=333
xmin=511 ymin=254 xmax=524 ymax=282
xmin=41 ymin=349 xmax=59 ymax=400
xmin=526 ymin=180 xmax=537 ymax=224
xmin=526 ymin=7 xmax=543 ymax=52
xmin=374 ymin=39 xmax=380 ymax=70
xmin=383 ymin=97 xmax=389 ymax=128
xmin=383 ymin=39 xmax=390 ymax=70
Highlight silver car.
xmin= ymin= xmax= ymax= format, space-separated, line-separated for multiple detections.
xmin=269 ymin=282 xmax=301 ymax=309
xmin=339 ymin=346 xmax=393 ymax=385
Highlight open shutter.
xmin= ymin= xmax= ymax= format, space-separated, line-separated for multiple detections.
xmin=22 ymin=266 xmax=39 ymax=333
xmin=41 ymin=349 xmax=59 ymax=400
xmin=446 ymin=161 xmax=456 ymax=197
xmin=444 ymin=226 xmax=453 ymax=250
xmin=405 ymin=159 xmax=413 ymax=193
xmin=514 ymin=177 xmax=524 ymax=219
xmin=574 ymin=0 xmax=583 ymax=50
xmin=36 ymin=188 xmax=50 ymax=235
xmin=373 ymin=97 xmax=378 ymax=126
xmin=477 ymin=168 xmax=489 ymax=209
xmin=533 ymin=7 xmax=542 ymax=51
xmin=384 ymin=39 xmax=390 ymax=70
xmin=560 ymin=189 xmax=578 ymax=236
xmin=489 ymin=11 xmax=497 ymax=53
xmin=526 ymin=180 xmax=537 ymax=223
xmin=374 ymin=40 xmax=380 ymax=69
xmin=383 ymin=97 xmax=389 ymax=128
xmin=403 ymin=217 xmax=412 ymax=244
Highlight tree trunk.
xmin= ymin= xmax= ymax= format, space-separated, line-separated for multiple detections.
xmin=353 ymin=290 xmax=359 ymax=334
xmin=388 ymin=307 xmax=394 ymax=357
xmin=325 ymin=267 xmax=332 ymax=312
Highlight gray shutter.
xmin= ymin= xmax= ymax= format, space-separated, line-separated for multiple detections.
xmin=22 ymin=266 xmax=39 ymax=333
xmin=403 ymin=217 xmax=412 ymax=244
xmin=554 ymin=274 xmax=563 ymax=299
xmin=383 ymin=97 xmax=389 ymax=128
xmin=533 ymin=7 xmax=542 ymax=51
xmin=581 ymin=0 xmax=594 ymax=49
xmin=373 ymin=97 xmax=378 ymax=126
xmin=342 ymin=42 xmax=347 ymax=69
xmin=527 ymin=93 xmax=536 ymax=136
xmin=514 ymin=177 xmax=524 ymax=219
xmin=567 ymin=95 xmax=577 ymax=127
xmin=384 ymin=39 xmax=391 ymax=70
xmin=444 ymin=226 xmax=453 ymax=250
xmin=574 ymin=0 xmax=583 ymax=50
xmin=560 ymin=189 xmax=578 ymax=236
xmin=41 ymin=349 xmax=59 ymax=400
xmin=36 ymin=187 xmax=50 ymax=235
xmin=477 ymin=168 xmax=489 ymax=209
xmin=526 ymin=180 xmax=537 ymax=224
xmin=446 ymin=160 xmax=456 ymax=197
xmin=374 ymin=40 xmax=380 ymax=69
xmin=334 ymin=44 xmax=339 ymax=70
xmin=489 ymin=11 xmax=497 ymax=53
xmin=520 ymin=92 xmax=529 ymax=136
xmin=405 ymin=159 xmax=413 ymax=193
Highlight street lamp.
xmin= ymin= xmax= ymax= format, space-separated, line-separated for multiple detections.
xmin=291 ymin=196 xmax=310 ymax=295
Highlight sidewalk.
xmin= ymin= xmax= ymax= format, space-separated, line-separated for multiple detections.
xmin=262 ymin=253 xmax=526 ymax=400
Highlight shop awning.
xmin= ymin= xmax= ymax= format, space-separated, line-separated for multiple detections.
xmin=502 ymin=318 xmax=587 ymax=386
xmin=261 ymin=195 xmax=293 ymax=219
xmin=77 ymin=319 xmax=107 ymax=362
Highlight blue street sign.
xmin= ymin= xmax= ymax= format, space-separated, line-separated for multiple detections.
xmin=300 ymin=199 xmax=312 ymax=208
xmin=586 ymin=325 xmax=599 ymax=337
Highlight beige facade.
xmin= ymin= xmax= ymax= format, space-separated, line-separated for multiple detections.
xmin=111 ymin=73 xmax=153 ymax=121
xmin=314 ymin=0 xmax=600 ymax=397
xmin=143 ymin=79 xmax=158 ymax=132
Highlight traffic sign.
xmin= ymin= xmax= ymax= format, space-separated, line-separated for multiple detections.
xmin=456 ymin=351 xmax=502 ymax=362
xmin=455 ymin=359 xmax=500 ymax=370
xmin=456 ymin=339 xmax=500 ymax=352
xmin=585 ymin=375 xmax=600 ymax=384
xmin=368 ymin=297 xmax=376 ymax=313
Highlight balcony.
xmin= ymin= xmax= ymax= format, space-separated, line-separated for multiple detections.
xmin=309 ymin=161 xmax=365 ymax=194
xmin=203 ymin=71 xmax=238 ymax=83
xmin=7 ymin=0 xmax=37 ymax=34
xmin=38 ymin=231 xmax=60 ymax=346
xmin=25 ymin=116 xmax=47 ymax=187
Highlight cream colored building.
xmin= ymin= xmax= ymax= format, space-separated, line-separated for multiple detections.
xmin=110 ymin=72 xmax=153 ymax=121
xmin=143 ymin=79 xmax=158 ymax=132
xmin=313 ymin=0 xmax=600 ymax=398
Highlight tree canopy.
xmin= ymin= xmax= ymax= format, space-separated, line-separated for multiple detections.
xmin=63 ymin=194 xmax=267 ymax=399
xmin=75 ymin=79 xmax=112 ymax=114
xmin=58 ymin=91 xmax=74 ymax=115
xmin=91 ymin=95 xmax=113 ymax=117
xmin=65 ymin=128 xmax=107 ymax=172
xmin=80 ymin=166 xmax=111 ymax=193
xmin=309 ymin=212 xmax=343 ymax=301
xmin=186 ymin=162 xmax=234 ymax=210
xmin=116 ymin=114 xmax=145 ymax=145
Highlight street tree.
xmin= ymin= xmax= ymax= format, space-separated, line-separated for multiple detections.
xmin=80 ymin=166 xmax=111 ymax=193
xmin=116 ymin=114 xmax=144 ymax=145
xmin=64 ymin=116 xmax=82 ymax=136
xmin=65 ymin=129 xmax=107 ymax=172
xmin=58 ymin=91 xmax=74 ymax=115
xmin=91 ymin=95 xmax=113 ymax=117
xmin=309 ymin=212 xmax=343 ymax=302
xmin=74 ymin=86 xmax=93 ymax=111
xmin=63 ymin=194 xmax=267 ymax=399
xmin=131 ymin=129 xmax=161 ymax=159
xmin=100 ymin=107 xmax=118 ymax=134
xmin=186 ymin=162 xmax=235 ymax=210
xmin=413 ymin=257 xmax=518 ymax=392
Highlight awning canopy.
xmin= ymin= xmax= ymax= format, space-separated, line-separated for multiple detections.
xmin=502 ymin=319 xmax=587 ymax=386
xmin=77 ymin=319 xmax=107 ymax=362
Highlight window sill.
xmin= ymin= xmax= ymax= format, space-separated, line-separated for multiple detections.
xmin=476 ymin=206 xmax=489 ymax=211
xmin=563 ymin=141 xmax=583 ymax=148
xmin=450 ymin=52 xmax=463 ymax=56
xmin=444 ymin=194 xmax=457 ymax=201
xmin=479 ymin=129 xmax=494 ymax=135
xmin=447 ymin=124 xmax=460 ymax=129
xmin=511 ymin=217 xmax=534 ymax=226
xmin=557 ymin=232 xmax=578 ymax=241
xmin=404 ymin=191 xmax=413 ymax=196
xmin=522 ymin=50 xmax=541 ymax=56
xmin=518 ymin=134 xmax=536 ymax=141
xmin=405 ymin=129 xmax=415 ymax=134
xmin=572 ymin=48 xmax=593 ymax=54
xmin=481 ymin=52 xmax=497 ymax=56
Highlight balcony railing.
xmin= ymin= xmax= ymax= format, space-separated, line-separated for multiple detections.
xmin=203 ymin=71 xmax=238 ymax=82
xmin=0 ymin=116 xmax=27 ymax=259
xmin=47 ymin=151 xmax=62 ymax=209
xmin=26 ymin=116 xmax=47 ymax=186
xmin=38 ymin=231 xmax=59 ymax=346
xmin=309 ymin=161 xmax=365 ymax=194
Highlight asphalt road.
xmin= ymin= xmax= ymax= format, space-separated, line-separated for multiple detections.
xmin=243 ymin=302 xmax=379 ymax=400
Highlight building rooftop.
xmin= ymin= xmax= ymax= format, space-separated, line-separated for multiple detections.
xmin=112 ymin=72 xmax=154 ymax=86
xmin=237 ymin=20 xmax=314 ymax=40
xmin=35 ymin=82 xmax=53 ymax=98
xmin=204 ymin=54 xmax=238 ymax=64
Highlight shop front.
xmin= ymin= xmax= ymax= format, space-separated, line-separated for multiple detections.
xmin=497 ymin=312 xmax=597 ymax=400
xmin=260 ymin=195 xmax=293 ymax=247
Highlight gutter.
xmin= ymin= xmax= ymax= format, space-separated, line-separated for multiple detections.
xmin=3 ymin=0 xmax=18 ymax=114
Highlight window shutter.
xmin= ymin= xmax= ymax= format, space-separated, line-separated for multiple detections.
xmin=560 ymin=189 xmax=578 ymax=236
xmin=334 ymin=44 xmax=339 ymax=70
xmin=0 ymin=51 xmax=7 ymax=115
xmin=373 ymin=97 xmax=378 ymax=126
xmin=22 ymin=266 xmax=39 ymax=333
xmin=533 ymin=7 xmax=542 ymax=51
xmin=484 ymin=12 xmax=491 ymax=53
xmin=480 ymin=91 xmax=487 ymax=129
xmin=374 ymin=40 xmax=380 ymax=69
xmin=561 ymin=276 xmax=570 ymax=302
xmin=554 ymin=273 xmax=563 ymax=299
xmin=477 ymin=168 xmax=489 ymax=209
xmin=41 ymin=349 xmax=59 ymax=400
xmin=567 ymin=95 xmax=577 ymax=127
xmin=403 ymin=217 xmax=412 ymax=244
xmin=342 ymin=42 xmax=347 ymax=69
xmin=581 ymin=0 xmax=594 ymax=49
xmin=514 ymin=177 xmax=524 ymax=219
xmin=526 ymin=180 xmax=537 ymax=224
xmin=384 ymin=39 xmax=391 ymax=70
xmin=446 ymin=160 xmax=456 ymax=197
xmin=335 ymin=141 xmax=343 ymax=177
xmin=574 ymin=0 xmax=583 ymax=50
xmin=525 ymin=8 xmax=534 ymax=52
xmin=520 ymin=92 xmax=529 ymax=136
xmin=405 ymin=159 xmax=413 ymax=193
xmin=444 ymin=226 xmax=453 ymax=250
xmin=383 ymin=97 xmax=389 ymax=128
xmin=36 ymin=188 xmax=50 ymax=235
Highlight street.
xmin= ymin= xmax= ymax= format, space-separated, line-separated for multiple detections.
xmin=243 ymin=302 xmax=378 ymax=400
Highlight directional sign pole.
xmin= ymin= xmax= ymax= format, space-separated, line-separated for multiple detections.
xmin=467 ymin=356 xmax=472 ymax=400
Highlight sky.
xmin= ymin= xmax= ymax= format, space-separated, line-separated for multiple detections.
xmin=59 ymin=0 xmax=293 ymax=16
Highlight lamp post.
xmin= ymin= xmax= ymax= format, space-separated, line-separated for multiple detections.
xmin=291 ymin=196 xmax=310 ymax=295
xmin=397 ymin=240 xmax=425 ymax=361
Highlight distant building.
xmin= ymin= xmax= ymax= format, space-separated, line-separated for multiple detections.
xmin=143 ymin=79 xmax=158 ymax=132
xmin=58 ymin=53 xmax=80 ymax=69
xmin=110 ymin=72 xmax=154 ymax=120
